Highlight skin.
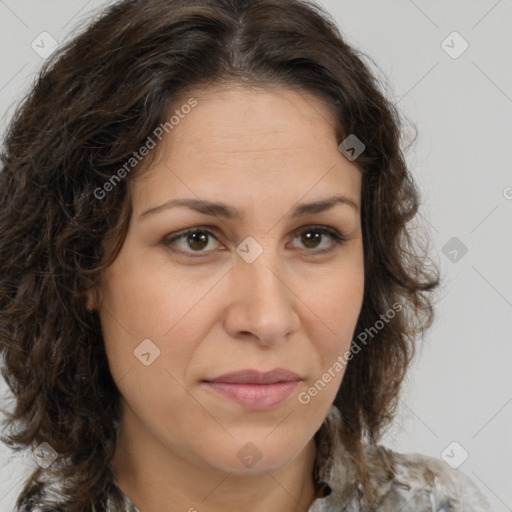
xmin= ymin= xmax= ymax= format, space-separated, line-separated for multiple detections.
xmin=91 ymin=83 xmax=365 ymax=512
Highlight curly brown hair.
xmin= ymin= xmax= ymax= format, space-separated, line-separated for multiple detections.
xmin=0 ymin=0 xmax=440 ymax=510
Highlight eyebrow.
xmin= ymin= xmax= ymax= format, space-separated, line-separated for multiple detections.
xmin=140 ymin=194 xmax=360 ymax=221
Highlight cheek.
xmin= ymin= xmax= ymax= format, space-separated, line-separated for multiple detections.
xmin=299 ymin=275 xmax=363 ymax=408
xmin=311 ymin=261 xmax=364 ymax=330
xmin=100 ymin=240 xmax=210 ymax=337
xmin=98 ymin=253 xmax=209 ymax=384
xmin=307 ymin=262 xmax=365 ymax=370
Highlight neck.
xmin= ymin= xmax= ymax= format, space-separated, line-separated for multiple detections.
xmin=112 ymin=410 xmax=319 ymax=512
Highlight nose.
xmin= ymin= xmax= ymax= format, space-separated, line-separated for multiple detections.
xmin=222 ymin=246 xmax=299 ymax=346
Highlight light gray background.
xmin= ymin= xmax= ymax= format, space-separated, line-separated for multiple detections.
xmin=0 ymin=1 xmax=511 ymax=511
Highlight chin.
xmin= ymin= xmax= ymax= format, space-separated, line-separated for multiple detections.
xmin=203 ymin=435 xmax=307 ymax=476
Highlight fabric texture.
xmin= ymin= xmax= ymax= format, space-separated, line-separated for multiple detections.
xmin=306 ymin=405 xmax=492 ymax=511
xmin=16 ymin=404 xmax=492 ymax=512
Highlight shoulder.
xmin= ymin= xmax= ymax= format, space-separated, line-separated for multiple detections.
xmin=15 ymin=505 xmax=48 ymax=512
xmin=361 ymin=443 xmax=492 ymax=511
xmin=13 ymin=486 xmax=64 ymax=512
xmin=15 ymin=503 xmax=59 ymax=512
xmin=314 ymin=406 xmax=492 ymax=511
xmin=314 ymin=405 xmax=493 ymax=511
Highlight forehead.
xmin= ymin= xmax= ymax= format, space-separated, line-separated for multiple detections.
xmin=130 ymin=84 xmax=361 ymax=213
xmin=183 ymin=83 xmax=337 ymax=132
xmin=143 ymin=83 xmax=340 ymax=167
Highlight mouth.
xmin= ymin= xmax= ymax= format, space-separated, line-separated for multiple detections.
xmin=202 ymin=368 xmax=302 ymax=410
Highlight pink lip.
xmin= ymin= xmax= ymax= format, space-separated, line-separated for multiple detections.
xmin=202 ymin=369 xmax=302 ymax=410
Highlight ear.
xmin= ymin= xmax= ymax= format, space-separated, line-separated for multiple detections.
xmin=85 ymin=292 xmax=95 ymax=310
xmin=85 ymin=287 xmax=101 ymax=311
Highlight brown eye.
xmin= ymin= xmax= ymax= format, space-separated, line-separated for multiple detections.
xmin=184 ymin=231 xmax=211 ymax=251
xmin=300 ymin=231 xmax=323 ymax=249
xmin=163 ymin=228 xmax=219 ymax=253
xmin=162 ymin=225 xmax=347 ymax=257
xmin=291 ymin=226 xmax=347 ymax=253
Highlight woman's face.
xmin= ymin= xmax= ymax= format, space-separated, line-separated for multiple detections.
xmin=96 ymin=84 xmax=365 ymax=476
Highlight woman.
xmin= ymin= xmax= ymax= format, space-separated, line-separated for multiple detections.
xmin=0 ymin=0 xmax=491 ymax=511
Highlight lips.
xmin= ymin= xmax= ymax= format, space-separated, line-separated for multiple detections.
xmin=202 ymin=368 xmax=302 ymax=410
xmin=204 ymin=368 xmax=302 ymax=385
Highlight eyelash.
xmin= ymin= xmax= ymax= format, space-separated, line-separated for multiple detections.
xmin=162 ymin=225 xmax=348 ymax=257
